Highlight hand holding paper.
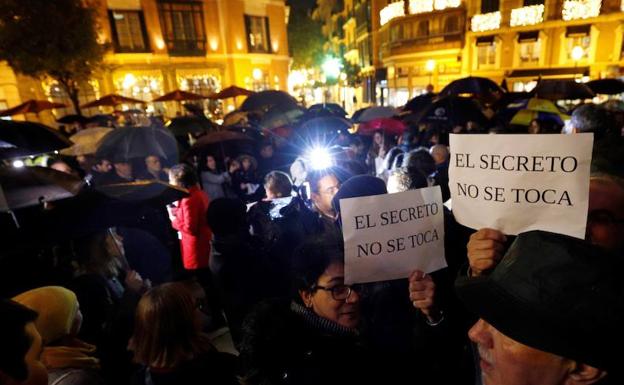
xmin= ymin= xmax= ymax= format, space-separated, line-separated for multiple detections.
xmin=408 ymin=270 xmax=438 ymax=320
xmin=467 ymin=228 xmax=507 ymax=277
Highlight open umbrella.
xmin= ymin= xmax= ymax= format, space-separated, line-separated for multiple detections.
xmin=240 ymin=90 xmax=298 ymax=112
xmin=152 ymin=89 xmax=207 ymax=102
xmin=439 ymin=76 xmax=505 ymax=97
xmin=351 ymin=107 xmax=369 ymax=122
xmin=57 ymin=114 xmax=89 ymax=125
xmin=417 ymin=96 xmax=488 ymax=127
xmin=510 ymin=109 xmax=570 ymax=126
xmin=222 ymin=110 xmax=251 ymax=127
xmin=0 ymin=120 xmax=72 ymax=160
xmin=81 ymin=94 xmax=146 ymax=109
xmin=0 ymin=99 xmax=66 ymax=117
xmin=260 ymin=105 xmax=305 ymax=130
xmin=60 ymin=127 xmax=113 ymax=156
xmin=192 ymin=130 xmax=253 ymax=147
xmin=355 ymin=106 xmax=398 ymax=123
xmin=601 ymin=99 xmax=624 ymax=112
xmin=357 ymin=118 xmax=406 ymax=136
xmin=96 ymin=126 xmax=178 ymax=162
xmin=533 ymin=79 xmax=595 ymax=100
xmin=209 ymin=86 xmax=254 ymax=100
xmin=95 ymin=180 xmax=188 ymax=207
xmin=586 ymin=79 xmax=624 ymax=95
xmin=86 ymin=114 xmax=117 ymax=127
xmin=0 ymin=166 xmax=84 ymax=212
xmin=403 ymin=93 xmax=436 ymax=113
xmin=306 ymin=103 xmax=347 ymax=118
xmin=166 ymin=116 xmax=217 ymax=136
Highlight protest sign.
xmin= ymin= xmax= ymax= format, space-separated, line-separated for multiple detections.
xmin=340 ymin=186 xmax=446 ymax=284
xmin=449 ymin=133 xmax=593 ymax=239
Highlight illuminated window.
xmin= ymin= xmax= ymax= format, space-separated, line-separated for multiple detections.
xmin=245 ymin=15 xmax=271 ymax=53
xmin=565 ymin=25 xmax=590 ymax=60
xmin=481 ymin=0 xmax=499 ymax=13
xmin=444 ymin=15 xmax=459 ymax=33
xmin=476 ymin=36 xmax=496 ymax=68
xmin=518 ymin=31 xmax=540 ymax=65
xmin=109 ymin=10 xmax=149 ymax=53
xmin=157 ymin=0 xmax=206 ymax=56
xmin=417 ymin=20 xmax=429 ymax=37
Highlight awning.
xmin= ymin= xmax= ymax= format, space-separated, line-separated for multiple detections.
xmin=517 ymin=31 xmax=539 ymax=42
xmin=507 ymin=67 xmax=589 ymax=78
xmin=566 ymin=25 xmax=590 ymax=36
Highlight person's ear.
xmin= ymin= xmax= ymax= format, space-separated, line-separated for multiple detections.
xmin=565 ymin=362 xmax=607 ymax=385
xmin=298 ymin=290 xmax=313 ymax=308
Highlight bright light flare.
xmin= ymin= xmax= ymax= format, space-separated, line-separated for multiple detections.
xmin=306 ymin=147 xmax=333 ymax=170
xmin=12 ymin=160 xmax=24 ymax=168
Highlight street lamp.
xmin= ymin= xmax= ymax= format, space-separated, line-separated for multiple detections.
xmin=321 ymin=57 xmax=343 ymax=104
xmin=426 ymin=59 xmax=436 ymax=91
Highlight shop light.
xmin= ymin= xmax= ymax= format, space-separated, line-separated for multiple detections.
xmin=470 ymin=11 xmax=501 ymax=32
xmin=380 ymin=1 xmax=405 ymax=26
xmin=510 ymin=5 xmax=544 ymax=27
xmin=562 ymin=0 xmax=601 ymax=21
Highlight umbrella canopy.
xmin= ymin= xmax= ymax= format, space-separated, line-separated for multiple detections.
xmin=357 ymin=118 xmax=407 ymax=136
xmin=192 ymin=130 xmax=253 ymax=148
xmin=510 ymin=109 xmax=570 ymax=126
xmin=403 ymin=93 xmax=436 ymax=113
xmin=533 ymin=79 xmax=595 ymax=100
xmin=585 ymin=79 xmax=624 ymax=95
xmin=209 ymin=85 xmax=254 ymax=100
xmin=0 ymin=120 xmax=72 ymax=160
xmin=505 ymin=98 xmax=564 ymax=114
xmin=240 ymin=90 xmax=299 ymax=112
xmin=307 ymin=103 xmax=347 ymax=118
xmin=86 ymin=114 xmax=117 ymax=127
xmin=60 ymin=127 xmax=113 ymax=156
xmin=95 ymin=180 xmax=188 ymax=207
xmin=417 ymin=96 xmax=488 ymax=127
xmin=350 ymin=107 xmax=370 ymax=122
xmin=81 ymin=94 xmax=146 ymax=108
xmin=260 ymin=105 xmax=305 ymax=130
xmin=166 ymin=116 xmax=217 ymax=136
xmin=96 ymin=126 xmax=178 ymax=162
xmin=152 ymin=89 xmax=207 ymax=102
xmin=57 ymin=114 xmax=89 ymax=125
xmin=222 ymin=110 xmax=252 ymax=127
xmin=0 ymin=166 xmax=84 ymax=211
xmin=601 ymin=99 xmax=624 ymax=112
xmin=355 ymin=106 xmax=398 ymax=123
xmin=439 ymin=76 xmax=505 ymax=98
xmin=299 ymin=116 xmax=352 ymax=134
xmin=0 ymin=99 xmax=66 ymax=117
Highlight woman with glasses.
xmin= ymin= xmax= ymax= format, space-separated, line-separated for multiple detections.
xmin=239 ymin=236 xmax=382 ymax=385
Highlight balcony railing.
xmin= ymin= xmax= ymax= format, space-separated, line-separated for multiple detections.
xmin=510 ymin=4 xmax=544 ymax=27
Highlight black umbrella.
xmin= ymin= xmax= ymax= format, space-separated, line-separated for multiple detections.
xmin=439 ymin=76 xmax=505 ymax=97
xmin=586 ymin=79 xmax=624 ymax=95
xmin=87 ymin=114 xmax=116 ymax=127
xmin=403 ymin=93 xmax=436 ymax=113
xmin=0 ymin=166 xmax=84 ymax=212
xmin=351 ymin=107 xmax=369 ymax=122
xmin=307 ymin=103 xmax=347 ymax=118
xmin=57 ymin=114 xmax=89 ymax=125
xmin=533 ymin=79 xmax=595 ymax=100
xmin=96 ymin=126 xmax=178 ymax=162
xmin=296 ymin=116 xmax=353 ymax=147
xmin=240 ymin=90 xmax=299 ymax=112
xmin=260 ymin=105 xmax=305 ymax=130
xmin=166 ymin=116 xmax=217 ymax=136
xmin=417 ymin=96 xmax=488 ymax=127
xmin=0 ymin=120 xmax=72 ymax=160
xmin=95 ymin=180 xmax=188 ymax=207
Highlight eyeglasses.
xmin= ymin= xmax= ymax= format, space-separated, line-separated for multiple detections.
xmin=313 ymin=284 xmax=362 ymax=301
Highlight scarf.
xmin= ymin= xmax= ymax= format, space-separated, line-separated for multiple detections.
xmin=41 ymin=338 xmax=100 ymax=370
xmin=290 ymin=301 xmax=359 ymax=338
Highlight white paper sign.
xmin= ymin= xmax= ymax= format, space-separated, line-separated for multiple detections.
xmin=449 ymin=133 xmax=593 ymax=239
xmin=340 ymin=186 xmax=447 ymax=284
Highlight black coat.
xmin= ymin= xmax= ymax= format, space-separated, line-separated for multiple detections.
xmin=240 ymin=299 xmax=382 ymax=385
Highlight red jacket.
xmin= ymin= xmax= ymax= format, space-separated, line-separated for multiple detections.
xmin=171 ymin=186 xmax=211 ymax=269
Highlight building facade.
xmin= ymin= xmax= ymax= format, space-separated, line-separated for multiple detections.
xmin=0 ymin=0 xmax=290 ymax=124
xmin=464 ymin=0 xmax=624 ymax=93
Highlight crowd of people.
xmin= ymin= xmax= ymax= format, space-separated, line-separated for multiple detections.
xmin=1 ymin=97 xmax=624 ymax=385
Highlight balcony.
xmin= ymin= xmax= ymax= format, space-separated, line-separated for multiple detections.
xmin=470 ymin=11 xmax=501 ymax=32
xmin=166 ymin=39 xmax=206 ymax=56
xmin=408 ymin=0 xmax=461 ymax=14
xmin=510 ymin=4 xmax=544 ymax=27
xmin=380 ymin=2 xmax=405 ymax=26
xmin=562 ymin=0 xmax=601 ymax=21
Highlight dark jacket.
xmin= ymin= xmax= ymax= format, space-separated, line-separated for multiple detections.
xmin=240 ymin=299 xmax=380 ymax=385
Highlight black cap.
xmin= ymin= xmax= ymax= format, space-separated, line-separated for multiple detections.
xmin=456 ymin=230 xmax=624 ymax=373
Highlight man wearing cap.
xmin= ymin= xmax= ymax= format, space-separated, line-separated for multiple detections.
xmin=457 ymin=230 xmax=622 ymax=385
